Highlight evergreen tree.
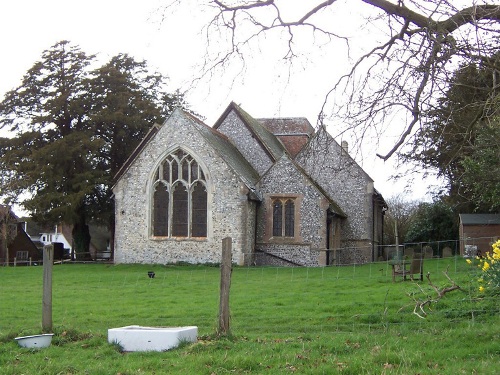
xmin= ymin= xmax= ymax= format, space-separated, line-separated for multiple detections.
xmin=0 ymin=42 xmax=188 ymax=258
xmin=405 ymin=200 xmax=458 ymax=245
xmin=86 ymin=53 xmax=185 ymax=255
xmin=0 ymin=41 xmax=99 ymax=257
xmin=461 ymin=119 xmax=500 ymax=211
xmin=89 ymin=54 xmax=181 ymax=178
xmin=404 ymin=55 xmax=500 ymax=212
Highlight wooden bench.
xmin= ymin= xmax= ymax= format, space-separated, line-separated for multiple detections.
xmin=391 ymin=259 xmax=409 ymax=282
xmin=14 ymin=251 xmax=31 ymax=266
xmin=391 ymin=256 xmax=424 ymax=282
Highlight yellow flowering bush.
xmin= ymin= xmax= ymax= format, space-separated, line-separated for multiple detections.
xmin=467 ymin=240 xmax=500 ymax=292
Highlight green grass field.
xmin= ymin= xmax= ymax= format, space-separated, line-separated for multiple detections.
xmin=1 ymin=258 xmax=499 ymax=374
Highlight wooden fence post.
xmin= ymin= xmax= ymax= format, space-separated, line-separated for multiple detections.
xmin=42 ymin=244 xmax=54 ymax=332
xmin=218 ymin=237 xmax=232 ymax=336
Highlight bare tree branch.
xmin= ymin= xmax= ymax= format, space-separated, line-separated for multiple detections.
xmin=376 ymin=37 xmax=439 ymax=160
xmin=213 ymin=0 xmax=275 ymax=12
xmin=399 ymin=266 xmax=463 ymax=319
xmin=164 ymin=0 xmax=500 ymax=159
xmin=363 ymin=1 xmax=500 ymax=31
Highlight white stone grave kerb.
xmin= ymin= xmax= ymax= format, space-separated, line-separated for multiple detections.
xmin=108 ymin=325 xmax=198 ymax=352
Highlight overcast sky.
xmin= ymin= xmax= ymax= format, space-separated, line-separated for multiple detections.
xmin=0 ymin=0 xmax=442 ymax=211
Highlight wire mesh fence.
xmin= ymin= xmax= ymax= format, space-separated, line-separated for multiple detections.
xmin=1 ymin=255 xmax=497 ymax=339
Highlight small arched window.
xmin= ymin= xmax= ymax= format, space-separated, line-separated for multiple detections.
xmin=151 ymin=150 xmax=207 ymax=238
xmin=284 ymin=199 xmax=295 ymax=237
xmin=272 ymin=200 xmax=283 ymax=237
xmin=272 ymin=198 xmax=295 ymax=238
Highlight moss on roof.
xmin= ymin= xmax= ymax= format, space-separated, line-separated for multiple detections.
xmin=230 ymin=103 xmax=287 ymax=161
xmin=186 ymin=110 xmax=261 ymax=191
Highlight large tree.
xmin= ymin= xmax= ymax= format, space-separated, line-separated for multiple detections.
xmin=164 ymin=0 xmax=500 ymax=160
xmin=405 ymin=200 xmax=458 ymax=245
xmin=403 ymin=55 xmax=500 ymax=211
xmin=0 ymin=42 xmax=186 ymax=257
xmin=461 ymin=118 xmax=500 ymax=211
xmin=0 ymin=41 xmax=100 ymax=257
xmin=89 ymin=53 xmax=185 ymax=178
xmin=87 ymin=53 xmax=186 ymax=255
xmin=383 ymin=194 xmax=419 ymax=244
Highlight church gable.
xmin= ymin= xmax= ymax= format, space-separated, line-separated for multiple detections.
xmin=295 ymin=126 xmax=378 ymax=259
xmin=113 ymin=110 xmax=202 ymax=188
xmin=256 ymin=155 xmax=332 ymax=264
xmin=214 ymin=102 xmax=286 ymax=176
xmin=113 ymin=109 xmax=259 ymax=266
xmin=296 ymin=126 xmax=374 ymax=201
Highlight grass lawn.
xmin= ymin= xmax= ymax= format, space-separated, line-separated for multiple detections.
xmin=1 ymin=258 xmax=499 ymax=374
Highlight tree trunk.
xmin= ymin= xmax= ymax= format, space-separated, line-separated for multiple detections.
xmin=72 ymin=208 xmax=91 ymax=260
xmin=109 ymin=215 xmax=115 ymax=261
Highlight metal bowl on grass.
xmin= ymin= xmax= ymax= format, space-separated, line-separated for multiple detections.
xmin=15 ymin=333 xmax=54 ymax=348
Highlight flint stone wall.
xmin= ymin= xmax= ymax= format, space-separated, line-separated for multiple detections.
xmin=254 ymin=245 xmax=320 ymax=267
xmin=113 ymin=110 xmax=254 ymax=266
xmin=296 ymin=128 xmax=375 ymax=249
xmin=254 ymin=156 xmax=329 ymax=266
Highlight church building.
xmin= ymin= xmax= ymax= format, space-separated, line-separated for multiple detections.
xmin=112 ymin=102 xmax=386 ymax=266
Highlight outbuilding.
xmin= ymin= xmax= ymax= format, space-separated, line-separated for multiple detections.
xmin=459 ymin=213 xmax=500 ymax=257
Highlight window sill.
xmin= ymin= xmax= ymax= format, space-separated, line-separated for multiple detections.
xmin=150 ymin=236 xmax=208 ymax=242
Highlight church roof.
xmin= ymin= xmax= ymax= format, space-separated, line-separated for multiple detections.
xmin=214 ymin=102 xmax=287 ymax=161
xmin=257 ymin=117 xmax=314 ymax=135
xmin=113 ymin=104 xmax=382 ymax=211
xmin=185 ymin=111 xmax=261 ymax=193
xmin=258 ymin=117 xmax=315 ymax=158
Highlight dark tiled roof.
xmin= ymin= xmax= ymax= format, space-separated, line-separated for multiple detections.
xmin=257 ymin=118 xmax=315 ymax=135
xmin=374 ymin=189 xmax=388 ymax=209
xmin=20 ymin=217 xmax=48 ymax=237
xmin=460 ymin=214 xmax=500 ymax=225
xmin=281 ymin=135 xmax=309 ymax=158
xmin=257 ymin=118 xmax=314 ymax=158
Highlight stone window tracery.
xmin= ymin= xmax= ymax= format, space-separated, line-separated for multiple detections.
xmin=152 ymin=150 xmax=207 ymax=238
xmin=272 ymin=198 xmax=295 ymax=238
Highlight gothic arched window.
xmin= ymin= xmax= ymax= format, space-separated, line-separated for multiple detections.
xmin=151 ymin=150 xmax=207 ymax=238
